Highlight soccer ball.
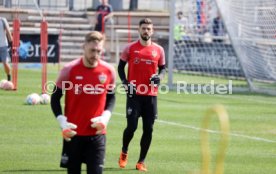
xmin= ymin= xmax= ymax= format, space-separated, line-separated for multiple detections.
xmin=25 ymin=93 xmax=41 ymax=105
xmin=0 ymin=79 xmax=8 ymax=89
xmin=2 ymin=80 xmax=14 ymax=90
xmin=40 ymin=93 xmax=50 ymax=105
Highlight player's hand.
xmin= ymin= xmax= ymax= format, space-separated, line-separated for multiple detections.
xmin=8 ymin=41 xmax=13 ymax=48
xmin=122 ymin=80 xmax=136 ymax=98
xmin=62 ymin=123 xmax=77 ymax=141
xmin=91 ymin=111 xmax=111 ymax=135
xmin=57 ymin=115 xmax=77 ymax=141
xmin=149 ymin=74 xmax=161 ymax=86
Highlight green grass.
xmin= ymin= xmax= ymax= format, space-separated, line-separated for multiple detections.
xmin=0 ymin=65 xmax=276 ymax=174
xmin=168 ymin=72 xmax=248 ymax=86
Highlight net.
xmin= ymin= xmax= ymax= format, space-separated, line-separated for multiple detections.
xmin=216 ymin=0 xmax=276 ymax=94
xmin=169 ymin=0 xmax=276 ymax=94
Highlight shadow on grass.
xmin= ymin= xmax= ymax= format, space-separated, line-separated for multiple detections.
xmin=2 ymin=169 xmax=65 ymax=173
xmin=2 ymin=168 xmax=136 ymax=173
xmin=105 ymin=167 xmax=136 ymax=171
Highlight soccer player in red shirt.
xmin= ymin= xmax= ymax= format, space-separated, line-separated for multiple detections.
xmin=51 ymin=31 xmax=116 ymax=174
xmin=118 ymin=18 xmax=166 ymax=172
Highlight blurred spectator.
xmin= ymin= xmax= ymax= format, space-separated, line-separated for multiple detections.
xmin=0 ymin=17 xmax=13 ymax=81
xmin=212 ymin=13 xmax=225 ymax=42
xmin=175 ymin=11 xmax=187 ymax=26
xmin=94 ymin=0 xmax=113 ymax=33
xmin=174 ymin=11 xmax=188 ymax=40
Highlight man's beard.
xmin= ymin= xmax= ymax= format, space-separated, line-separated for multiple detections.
xmin=140 ymin=34 xmax=151 ymax=41
xmin=85 ymin=56 xmax=98 ymax=67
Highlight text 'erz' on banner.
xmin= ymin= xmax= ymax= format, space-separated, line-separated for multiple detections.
xmin=18 ymin=34 xmax=59 ymax=63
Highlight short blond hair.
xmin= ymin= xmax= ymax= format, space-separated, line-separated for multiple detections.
xmin=85 ymin=31 xmax=104 ymax=43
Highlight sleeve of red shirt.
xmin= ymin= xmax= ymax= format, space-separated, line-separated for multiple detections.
xmin=120 ymin=43 xmax=131 ymax=62
xmin=56 ymin=65 xmax=71 ymax=89
xmin=158 ymin=46 xmax=166 ymax=66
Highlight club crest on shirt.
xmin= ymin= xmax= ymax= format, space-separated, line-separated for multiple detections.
xmin=134 ymin=57 xmax=140 ymax=64
xmin=98 ymin=73 xmax=107 ymax=84
xmin=152 ymin=50 xmax=157 ymax=58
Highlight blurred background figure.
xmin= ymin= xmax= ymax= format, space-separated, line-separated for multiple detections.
xmin=174 ymin=11 xmax=188 ymax=40
xmin=212 ymin=12 xmax=225 ymax=42
xmin=0 ymin=17 xmax=13 ymax=81
xmin=94 ymin=0 xmax=113 ymax=33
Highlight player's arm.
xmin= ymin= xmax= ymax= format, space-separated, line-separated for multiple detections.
xmin=51 ymin=65 xmax=70 ymax=116
xmin=91 ymin=65 xmax=116 ymax=134
xmin=104 ymin=12 xmax=113 ymax=21
xmin=50 ymin=85 xmax=63 ymax=117
xmin=118 ymin=59 xmax=136 ymax=97
xmin=117 ymin=44 xmax=136 ymax=96
xmin=3 ymin=18 xmax=13 ymax=43
xmin=158 ymin=47 xmax=166 ymax=80
xmin=150 ymin=48 xmax=166 ymax=85
xmin=118 ymin=59 xmax=127 ymax=83
xmin=90 ymin=91 xmax=116 ymax=134
xmin=50 ymin=85 xmax=77 ymax=142
xmin=104 ymin=6 xmax=113 ymax=21
xmin=158 ymin=65 xmax=166 ymax=80
xmin=51 ymin=85 xmax=78 ymax=141
xmin=104 ymin=91 xmax=116 ymax=112
xmin=51 ymin=66 xmax=77 ymax=141
xmin=149 ymin=65 xmax=166 ymax=86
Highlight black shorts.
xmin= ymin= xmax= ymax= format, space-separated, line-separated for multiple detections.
xmin=126 ymin=95 xmax=158 ymax=119
xmin=94 ymin=24 xmax=101 ymax=32
xmin=60 ymin=135 xmax=106 ymax=168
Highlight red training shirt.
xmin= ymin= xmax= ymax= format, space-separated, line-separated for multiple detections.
xmin=120 ymin=40 xmax=165 ymax=96
xmin=56 ymin=58 xmax=116 ymax=136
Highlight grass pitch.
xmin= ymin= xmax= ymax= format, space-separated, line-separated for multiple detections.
xmin=0 ymin=65 xmax=276 ymax=174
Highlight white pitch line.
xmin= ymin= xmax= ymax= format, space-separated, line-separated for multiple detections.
xmin=113 ymin=112 xmax=276 ymax=143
